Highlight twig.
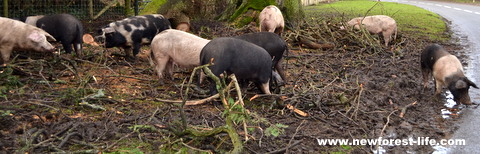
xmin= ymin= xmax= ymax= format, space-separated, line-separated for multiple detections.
xmin=26 ymin=100 xmax=59 ymax=111
xmin=399 ymin=101 xmax=417 ymax=118
xmin=181 ymin=142 xmax=213 ymax=154
xmin=286 ymin=104 xmax=308 ymax=117
xmin=265 ymin=140 xmax=303 ymax=154
xmin=155 ymin=93 xmax=220 ymax=106
xmin=58 ymin=132 xmax=81 ymax=148
xmin=99 ymin=75 xmax=154 ymax=82
xmin=38 ymin=64 xmax=52 ymax=89
xmin=286 ymin=120 xmax=305 ymax=153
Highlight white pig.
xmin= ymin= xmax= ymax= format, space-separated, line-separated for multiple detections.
xmin=259 ymin=5 xmax=285 ymax=35
xmin=345 ymin=15 xmax=397 ymax=46
xmin=150 ymin=29 xmax=210 ymax=81
xmin=0 ymin=17 xmax=56 ymax=64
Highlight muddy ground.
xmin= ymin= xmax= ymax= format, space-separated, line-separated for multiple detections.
xmin=0 ymin=15 xmax=468 ymax=153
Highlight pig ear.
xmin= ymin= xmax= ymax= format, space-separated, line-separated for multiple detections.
xmin=465 ymin=77 xmax=479 ymax=89
xmin=455 ymin=80 xmax=467 ymax=89
xmin=104 ymin=27 xmax=115 ymax=33
xmin=43 ymin=32 xmax=56 ymax=42
xmin=27 ymin=32 xmax=45 ymax=43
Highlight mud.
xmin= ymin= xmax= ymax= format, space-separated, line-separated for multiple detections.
xmin=0 ymin=16 xmax=467 ymax=153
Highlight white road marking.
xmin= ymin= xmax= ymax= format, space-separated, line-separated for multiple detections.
xmin=385 ymin=0 xmax=480 ymax=16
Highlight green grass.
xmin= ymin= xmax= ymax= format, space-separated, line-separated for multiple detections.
xmin=305 ymin=0 xmax=449 ymax=41
xmin=139 ymin=0 xmax=167 ymax=15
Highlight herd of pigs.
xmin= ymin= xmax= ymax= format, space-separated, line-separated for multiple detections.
xmin=0 ymin=5 xmax=477 ymax=105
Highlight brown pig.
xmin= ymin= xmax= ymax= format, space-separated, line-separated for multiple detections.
xmin=420 ymin=44 xmax=478 ymax=105
xmin=150 ymin=29 xmax=210 ymax=82
xmin=345 ymin=15 xmax=397 ymax=46
xmin=259 ymin=5 xmax=284 ymax=35
xmin=0 ymin=17 xmax=56 ymax=64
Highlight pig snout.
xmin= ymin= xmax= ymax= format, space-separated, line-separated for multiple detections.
xmin=450 ymin=78 xmax=479 ymax=105
xmin=94 ymin=35 xmax=105 ymax=44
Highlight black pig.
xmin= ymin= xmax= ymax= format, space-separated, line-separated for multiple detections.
xmin=200 ymin=37 xmax=272 ymax=95
xmin=420 ymin=44 xmax=478 ymax=105
xmin=96 ymin=14 xmax=171 ymax=58
xmin=23 ymin=14 xmax=83 ymax=56
xmin=235 ymin=32 xmax=288 ymax=83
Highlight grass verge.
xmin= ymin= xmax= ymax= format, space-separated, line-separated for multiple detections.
xmin=305 ymin=0 xmax=449 ymax=41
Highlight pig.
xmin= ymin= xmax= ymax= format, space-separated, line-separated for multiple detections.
xmin=150 ymin=29 xmax=210 ymax=81
xmin=420 ymin=44 xmax=478 ymax=105
xmin=96 ymin=14 xmax=171 ymax=58
xmin=234 ymin=32 xmax=288 ymax=83
xmin=0 ymin=17 xmax=56 ymax=64
xmin=344 ymin=15 xmax=397 ymax=46
xmin=259 ymin=5 xmax=285 ymax=35
xmin=23 ymin=14 xmax=84 ymax=56
xmin=200 ymin=37 xmax=272 ymax=95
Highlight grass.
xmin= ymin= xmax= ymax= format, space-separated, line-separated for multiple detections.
xmin=139 ymin=0 xmax=167 ymax=15
xmin=305 ymin=0 xmax=449 ymax=41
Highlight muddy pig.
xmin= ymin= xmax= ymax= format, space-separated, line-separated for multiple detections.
xmin=23 ymin=14 xmax=83 ymax=56
xmin=200 ymin=37 xmax=272 ymax=95
xmin=344 ymin=15 xmax=397 ymax=46
xmin=259 ymin=5 xmax=284 ymax=35
xmin=150 ymin=29 xmax=210 ymax=81
xmin=420 ymin=44 xmax=478 ymax=105
xmin=235 ymin=32 xmax=288 ymax=83
xmin=96 ymin=14 xmax=171 ymax=58
xmin=0 ymin=17 xmax=56 ymax=64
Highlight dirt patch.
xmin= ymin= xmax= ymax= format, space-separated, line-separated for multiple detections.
xmin=0 ymin=17 xmax=466 ymax=153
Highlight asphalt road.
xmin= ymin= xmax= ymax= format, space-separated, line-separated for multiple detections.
xmin=382 ymin=0 xmax=480 ymax=153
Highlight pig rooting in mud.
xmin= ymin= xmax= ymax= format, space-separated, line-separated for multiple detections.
xmin=23 ymin=14 xmax=84 ymax=56
xmin=200 ymin=37 xmax=272 ymax=95
xmin=420 ymin=44 xmax=478 ymax=105
xmin=0 ymin=17 xmax=56 ymax=64
xmin=344 ymin=15 xmax=397 ymax=46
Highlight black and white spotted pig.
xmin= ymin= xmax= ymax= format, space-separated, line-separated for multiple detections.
xmin=235 ymin=32 xmax=288 ymax=83
xmin=96 ymin=14 xmax=171 ymax=58
xmin=420 ymin=44 xmax=478 ymax=105
xmin=23 ymin=14 xmax=84 ymax=56
xmin=200 ymin=37 xmax=272 ymax=95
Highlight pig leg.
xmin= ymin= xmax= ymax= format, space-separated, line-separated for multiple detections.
xmin=382 ymin=30 xmax=393 ymax=46
xmin=62 ymin=42 xmax=74 ymax=54
xmin=275 ymin=58 xmax=287 ymax=83
xmin=165 ymin=60 xmax=174 ymax=80
xmin=256 ymin=81 xmax=271 ymax=94
xmin=132 ymin=42 xmax=141 ymax=57
xmin=434 ymin=79 xmax=443 ymax=95
xmin=0 ymin=46 xmax=13 ymax=64
xmin=274 ymin=26 xmax=284 ymax=35
xmin=73 ymin=43 xmax=83 ymax=57
xmin=154 ymin=55 xmax=170 ymax=81
xmin=421 ymin=69 xmax=431 ymax=90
